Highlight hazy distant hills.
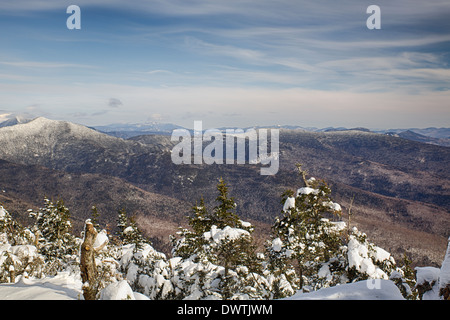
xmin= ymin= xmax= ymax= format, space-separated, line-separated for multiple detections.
xmin=0 ymin=115 xmax=31 ymax=128
xmin=0 ymin=117 xmax=448 ymax=265
xmin=93 ymin=122 xmax=184 ymax=139
xmin=93 ymin=122 xmax=450 ymax=147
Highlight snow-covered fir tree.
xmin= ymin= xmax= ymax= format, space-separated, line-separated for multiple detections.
xmin=116 ymin=208 xmax=148 ymax=252
xmin=90 ymin=205 xmax=101 ymax=231
xmin=113 ymin=208 xmax=176 ymax=298
xmin=268 ymin=170 xmax=344 ymax=293
xmin=172 ymin=178 xmax=268 ymax=299
xmin=266 ymin=165 xmax=416 ymax=298
xmin=116 ymin=208 xmax=128 ymax=241
xmin=29 ymin=198 xmax=78 ymax=275
xmin=0 ymin=205 xmax=44 ymax=282
xmin=119 ymin=242 xmax=174 ymax=299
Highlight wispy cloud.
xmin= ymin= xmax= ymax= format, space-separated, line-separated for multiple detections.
xmin=144 ymin=70 xmax=174 ymax=75
xmin=184 ymin=37 xmax=265 ymax=63
xmin=0 ymin=61 xmax=96 ymax=69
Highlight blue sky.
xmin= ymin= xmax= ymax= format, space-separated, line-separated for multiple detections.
xmin=0 ymin=0 xmax=449 ymax=129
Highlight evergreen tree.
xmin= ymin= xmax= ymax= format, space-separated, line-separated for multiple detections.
xmin=30 ymin=198 xmax=77 ymax=274
xmin=173 ymin=178 xmax=252 ymax=259
xmin=172 ymin=178 xmax=266 ymax=299
xmin=116 ymin=208 xmax=128 ymax=242
xmin=0 ymin=205 xmax=23 ymax=245
xmin=0 ymin=205 xmax=44 ymax=282
xmin=212 ymin=178 xmax=241 ymax=229
xmin=268 ymin=167 xmax=344 ymax=294
xmin=90 ymin=205 xmax=101 ymax=231
xmin=389 ymin=253 xmax=417 ymax=300
xmin=116 ymin=208 xmax=148 ymax=252
xmin=126 ymin=215 xmax=147 ymax=252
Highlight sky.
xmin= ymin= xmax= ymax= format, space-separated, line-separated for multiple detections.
xmin=0 ymin=0 xmax=449 ymax=129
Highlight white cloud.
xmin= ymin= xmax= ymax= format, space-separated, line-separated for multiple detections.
xmin=144 ymin=70 xmax=174 ymax=75
xmin=184 ymin=37 xmax=265 ymax=63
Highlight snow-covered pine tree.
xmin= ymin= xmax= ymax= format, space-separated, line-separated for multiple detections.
xmin=90 ymin=205 xmax=101 ymax=231
xmin=389 ymin=253 xmax=417 ymax=299
xmin=126 ymin=216 xmax=148 ymax=253
xmin=116 ymin=208 xmax=148 ymax=252
xmin=29 ymin=198 xmax=78 ymax=275
xmin=116 ymin=208 xmax=128 ymax=242
xmin=173 ymin=178 xmax=252 ymax=258
xmin=269 ymin=172 xmax=343 ymax=292
xmin=114 ymin=207 xmax=176 ymax=299
xmin=172 ymin=178 xmax=267 ymax=299
xmin=0 ymin=205 xmax=44 ymax=282
xmin=0 ymin=205 xmax=23 ymax=245
xmin=119 ymin=242 xmax=174 ymax=299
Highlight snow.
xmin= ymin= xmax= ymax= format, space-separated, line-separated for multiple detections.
xmin=123 ymin=226 xmax=134 ymax=234
xmin=322 ymin=201 xmax=341 ymax=212
xmin=283 ymin=197 xmax=295 ymax=212
xmin=0 ymin=206 xmax=6 ymax=220
xmin=203 ymin=225 xmax=250 ymax=243
xmin=415 ymin=267 xmax=440 ymax=286
xmin=347 ymin=237 xmax=388 ymax=279
xmin=99 ymin=280 xmax=136 ymax=300
xmin=272 ymin=238 xmax=283 ymax=252
xmin=329 ymin=220 xmax=346 ymax=232
xmin=0 ymin=274 xmax=409 ymax=301
xmin=93 ymin=229 xmax=109 ymax=251
xmin=9 ymin=245 xmax=39 ymax=262
xmin=296 ymin=187 xmax=319 ymax=196
xmin=415 ymin=267 xmax=440 ymax=300
xmin=372 ymin=246 xmax=392 ymax=263
xmin=239 ymin=220 xmax=252 ymax=228
xmin=286 ymin=279 xmax=404 ymax=300
xmin=0 ymin=272 xmax=82 ymax=300
xmin=439 ymin=237 xmax=450 ymax=294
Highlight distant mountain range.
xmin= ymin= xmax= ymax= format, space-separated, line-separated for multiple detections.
xmin=0 ymin=115 xmax=31 ymax=128
xmin=91 ymin=121 xmax=450 ymax=147
xmin=92 ymin=122 xmax=185 ymax=139
xmin=0 ymin=116 xmax=448 ymax=265
xmin=2 ymin=116 xmax=449 ymax=146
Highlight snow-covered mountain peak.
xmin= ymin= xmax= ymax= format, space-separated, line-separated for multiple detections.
xmin=0 ymin=116 xmax=111 ymax=141
xmin=0 ymin=116 xmax=155 ymax=169
xmin=0 ymin=115 xmax=32 ymax=127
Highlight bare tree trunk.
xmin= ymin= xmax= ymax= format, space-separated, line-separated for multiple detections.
xmin=346 ymin=195 xmax=355 ymax=242
xmin=80 ymin=221 xmax=98 ymax=300
xmin=296 ymin=163 xmax=310 ymax=187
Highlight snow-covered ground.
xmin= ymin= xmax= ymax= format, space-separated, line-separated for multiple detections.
xmin=0 ymin=272 xmax=82 ymax=300
xmin=0 ymin=272 xmax=405 ymax=300
xmin=285 ymin=279 xmax=404 ymax=300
